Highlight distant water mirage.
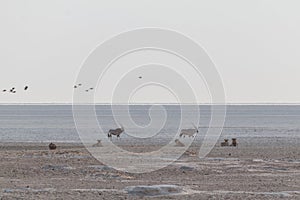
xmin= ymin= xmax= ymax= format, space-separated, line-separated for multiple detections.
xmin=72 ymin=28 xmax=226 ymax=173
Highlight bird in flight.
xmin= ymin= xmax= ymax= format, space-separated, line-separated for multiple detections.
xmin=74 ymin=83 xmax=83 ymax=89
xmin=138 ymin=76 xmax=142 ymax=79
xmin=1 ymin=85 xmax=28 ymax=94
xmin=10 ymin=87 xmax=15 ymax=93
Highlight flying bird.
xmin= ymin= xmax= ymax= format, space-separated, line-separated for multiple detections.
xmin=85 ymin=90 xmax=89 ymax=92
xmin=74 ymin=83 xmax=82 ymax=88
xmin=2 ymin=89 xmax=6 ymax=92
xmin=24 ymin=86 xmax=28 ymax=90
xmin=10 ymin=88 xmax=15 ymax=93
xmin=138 ymin=76 xmax=142 ymax=79
xmin=89 ymin=87 xmax=94 ymax=90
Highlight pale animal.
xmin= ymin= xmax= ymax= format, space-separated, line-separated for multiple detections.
xmin=179 ymin=124 xmax=199 ymax=138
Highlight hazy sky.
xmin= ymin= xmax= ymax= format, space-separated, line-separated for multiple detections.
xmin=0 ymin=0 xmax=299 ymax=103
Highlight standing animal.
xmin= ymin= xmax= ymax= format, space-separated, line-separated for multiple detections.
xmin=108 ymin=126 xmax=124 ymax=138
xmin=179 ymin=124 xmax=199 ymax=138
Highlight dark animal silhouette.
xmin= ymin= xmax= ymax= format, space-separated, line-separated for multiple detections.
xmin=221 ymin=139 xmax=229 ymax=146
xmin=108 ymin=127 xmax=124 ymax=138
xmin=230 ymin=138 xmax=238 ymax=147
xmin=49 ymin=143 xmax=57 ymax=150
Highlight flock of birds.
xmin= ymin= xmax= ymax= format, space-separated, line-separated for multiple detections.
xmin=2 ymin=75 xmax=144 ymax=95
xmin=2 ymin=86 xmax=29 ymax=94
xmin=73 ymin=83 xmax=94 ymax=92
xmin=1 ymin=83 xmax=95 ymax=94
xmin=74 ymin=75 xmax=143 ymax=92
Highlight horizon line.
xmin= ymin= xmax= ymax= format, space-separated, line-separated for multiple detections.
xmin=1 ymin=102 xmax=300 ymax=106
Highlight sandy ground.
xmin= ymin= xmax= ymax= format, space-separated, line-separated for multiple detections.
xmin=0 ymin=139 xmax=300 ymax=200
